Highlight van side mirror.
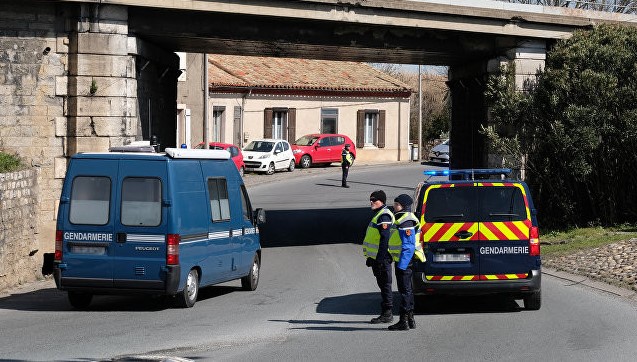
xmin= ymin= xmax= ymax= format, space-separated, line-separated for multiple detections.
xmin=254 ymin=208 xmax=266 ymax=225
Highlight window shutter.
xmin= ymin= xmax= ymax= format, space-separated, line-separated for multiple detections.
xmin=263 ymin=108 xmax=273 ymax=138
xmin=356 ymin=110 xmax=365 ymax=148
xmin=287 ymin=108 xmax=296 ymax=142
xmin=377 ymin=110 xmax=386 ymax=148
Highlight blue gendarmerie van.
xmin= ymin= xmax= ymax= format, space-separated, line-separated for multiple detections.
xmin=53 ymin=147 xmax=264 ymax=308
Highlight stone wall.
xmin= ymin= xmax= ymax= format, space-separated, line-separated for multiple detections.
xmin=0 ymin=1 xmax=66 ymax=271
xmin=0 ymin=169 xmax=39 ymax=291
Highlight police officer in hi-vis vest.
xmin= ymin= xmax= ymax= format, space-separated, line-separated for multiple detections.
xmin=341 ymin=144 xmax=354 ymax=188
xmin=363 ymin=190 xmax=396 ymax=324
xmin=387 ymin=194 xmax=425 ymax=331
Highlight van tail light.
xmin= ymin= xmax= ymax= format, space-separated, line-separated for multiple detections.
xmin=55 ymin=230 xmax=63 ymax=262
xmin=529 ymin=226 xmax=540 ymax=256
xmin=166 ymin=234 xmax=180 ymax=265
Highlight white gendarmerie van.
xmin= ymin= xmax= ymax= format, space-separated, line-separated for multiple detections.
xmin=53 ymin=148 xmax=265 ymax=308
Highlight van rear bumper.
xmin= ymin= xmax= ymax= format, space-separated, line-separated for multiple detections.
xmin=53 ymin=265 xmax=181 ymax=295
xmin=413 ymin=269 xmax=541 ymax=297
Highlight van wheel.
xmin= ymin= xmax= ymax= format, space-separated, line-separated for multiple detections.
xmin=300 ymin=155 xmax=311 ymax=168
xmin=241 ymin=253 xmax=260 ymax=291
xmin=239 ymin=167 xmax=245 ymax=177
xmin=266 ymin=162 xmax=275 ymax=175
xmin=178 ymin=269 xmax=199 ymax=308
xmin=287 ymin=160 xmax=295 ymax=172
xmin=68 ymin=291 xmax=92 ymax=309
xmin=524 ymin=290 xmax=541 ymax=310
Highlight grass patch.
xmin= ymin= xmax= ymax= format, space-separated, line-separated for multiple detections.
xmin=541 ymin=224 xmax=637 ymax=257
xmin=0 ymin=152 xmax=24 ymax=173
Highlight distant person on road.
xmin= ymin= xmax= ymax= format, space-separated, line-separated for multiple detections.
xmin=363 ymin=190 xmax=395 ymax=324
xmin=341 ymin=143 xmax=354 ymax=188
xmin=387 ymin=194 xmax=425 ymax=331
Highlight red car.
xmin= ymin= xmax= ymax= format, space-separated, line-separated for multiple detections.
xmin=292 ymin=134 xmax=356 ymax=168
xmin=195 ymin=142 xmax=246 ymax=176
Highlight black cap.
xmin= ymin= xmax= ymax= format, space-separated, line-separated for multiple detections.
xmin=394 ymin=194 xmax=413 ymax=209
xmin=344 ymin=144 xmax=351 ymax=149
xmin=370 ymin=190 xmax=386 ymax=204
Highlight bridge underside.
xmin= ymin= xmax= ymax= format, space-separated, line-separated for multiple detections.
xmin=129 ymin=7 xmax=527 ymax=66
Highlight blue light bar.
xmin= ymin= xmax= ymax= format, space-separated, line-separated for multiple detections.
xmin=423 ymin=168 xmax=512 ymax=180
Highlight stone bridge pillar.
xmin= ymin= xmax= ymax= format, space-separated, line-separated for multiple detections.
xmin=66 ymin=4 xmax=137 ymax=155
xmin=448 ymin=40 xmax=546 ymax=171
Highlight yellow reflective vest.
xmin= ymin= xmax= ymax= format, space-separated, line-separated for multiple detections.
xmin=363 ymin=207 xmax=395 ymax=259
xmin=341 ymin=151 xmax=353 ymax=166
xmin=389 ymin=212 xmax=426 ymax=266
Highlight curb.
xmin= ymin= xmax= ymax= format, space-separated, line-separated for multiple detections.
xmin=543 ymin=267 xmax=637 ymax=300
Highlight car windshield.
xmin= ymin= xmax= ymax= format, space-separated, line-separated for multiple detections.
xmin=294 ymin=136 xmax=319 ymax=146
xmin=244 ymin=141 xmax=274 ymax=152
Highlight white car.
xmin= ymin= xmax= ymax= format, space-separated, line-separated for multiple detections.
xmin=243 ymin=139 xmax=295 ymax=175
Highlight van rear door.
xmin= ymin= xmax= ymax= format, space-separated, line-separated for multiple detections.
xmin=61 ymin=160 xmax=117 ymax=288
xmin=421 ymin=184 xmax=481 ymax=281
xmin=112 ymin=159 xmax=168 ymax=290
xmin=477 ymin=183 xmax=534 ymax=279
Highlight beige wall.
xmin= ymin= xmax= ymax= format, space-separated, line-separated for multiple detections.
xmin=207 ymin=93 xmax=411 ymax=162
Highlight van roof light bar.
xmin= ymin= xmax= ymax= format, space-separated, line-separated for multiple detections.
xmin=424 ymin=168 xmax=512 ymax=181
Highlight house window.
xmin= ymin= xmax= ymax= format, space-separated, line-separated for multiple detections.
xmin=212 ymin=106 xmax=225 ymax=142
xmin=364 ymin=112 xmax=377 ymax=145
xmin=272 ymin=111 xmax=285 ymax=139
xmin=356 ymin=109 xmax=386 ymax=148
xmin=264 ymin=108 xmax=296 ymax=141
xmin=321 ymin=108 xmax=338 ymax=134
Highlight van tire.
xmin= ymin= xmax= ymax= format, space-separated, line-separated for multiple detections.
xmin=266 ymin=162 xmax=275 ymax=175
xmin=287 ymin=160 xmax=295 ymax=172
xmin=300 ymin=155 xmax=311 ymax=168
xmin=68 ymin=291 xmax=92 ymax=309
xmin=241 ymin=253 xmax=260 ymax=291
xmin=524 ymin=290 xmax=541 ymax=310
xmin=178 ymin=269 xmax=199 ymax=308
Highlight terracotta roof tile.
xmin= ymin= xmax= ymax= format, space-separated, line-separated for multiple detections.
xmin=207 ymin=54 xmax=412 ymax=94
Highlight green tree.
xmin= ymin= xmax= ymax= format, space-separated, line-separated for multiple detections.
xmin=486 ymin=24 xmax=637 ymax=228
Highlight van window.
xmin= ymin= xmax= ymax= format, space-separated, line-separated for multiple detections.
xmin=240 ymin=185 xmax=252 ymax=221
xmin=69 ymin=176 xmax=111 ymax=225
xmin=423 ymin=187 xmax=477 ymax=223
xmin=208 ymin=178 xmax=230 ymax=221
xmin=478 ymin=186 xmax=527 ymax=221
xmin=121 ymin=178 xmax=162 ymax=226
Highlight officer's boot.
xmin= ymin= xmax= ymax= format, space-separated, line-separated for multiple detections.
xmin=388 ymin=313 xmax=409 ymax=331
xmin=407 ymin=310 xmax=416 ymax=329
xmin=370 ymin=309 xmax=393 ymax=324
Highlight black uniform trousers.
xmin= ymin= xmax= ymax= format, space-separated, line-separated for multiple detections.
xmin=395 ymin=262 xmax=414 ymax=313
xmin=341 ymin=164 xmax=349 ymax=186
xmin=371 ymin=255 xmax=393 ymax=311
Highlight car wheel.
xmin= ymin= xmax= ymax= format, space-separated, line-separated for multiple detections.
xmin=287 ymin=160 xmax=295 ymax=172
xmin=239 ymin=166 xmax=245 ymax=177
xmin=523 ymin=290 xmax=541 ymax=310
xmin=241 ymin=253 xmax=260 ymax=291
xmin=177 ymin=269 xmax=199 ymax=308
xmin=68 ymin=291 xmax=92 ymax=309
xmin=300 ymin=155 xmax=311 ymax=169
xmin=266 ymin=162 xmax=275 ymax=175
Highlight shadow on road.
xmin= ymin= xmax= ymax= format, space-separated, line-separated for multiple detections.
xmin=259 ymin=207 xmax=371 ymax=247
xmin=0 ymin=285 xmax=238 ymax=312
xmin=313 ymin=292 xmax=522 ymax=317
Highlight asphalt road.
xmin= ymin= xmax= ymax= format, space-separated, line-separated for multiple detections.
xmin=1 ymin=163 xmax=637 ymax=361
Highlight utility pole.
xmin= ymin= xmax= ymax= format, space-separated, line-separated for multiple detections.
xmin=418 ymin=65 xmax=423 ymax=162
xmin=203 ymin=53 xmax=209 ymax=149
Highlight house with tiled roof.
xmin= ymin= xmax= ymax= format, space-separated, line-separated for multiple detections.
xmin=176 ymin=54 xmax=413 ymax=163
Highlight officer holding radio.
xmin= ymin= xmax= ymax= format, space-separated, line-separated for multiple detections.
xmin=363 ymin=190 xmax=395 ymax=324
